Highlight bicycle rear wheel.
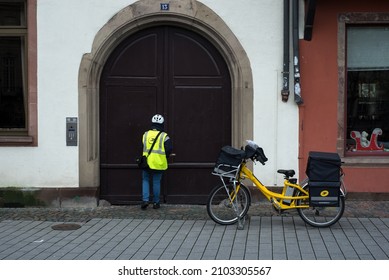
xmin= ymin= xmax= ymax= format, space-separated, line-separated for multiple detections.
xmin=296 ymin=181 xmax=345 ymax=227
xmin=206 ymin=183 xmax=250 ymax=225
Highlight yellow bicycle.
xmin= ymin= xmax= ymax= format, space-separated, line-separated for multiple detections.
xmin=207 ymin=141 xmax=346 ymax=228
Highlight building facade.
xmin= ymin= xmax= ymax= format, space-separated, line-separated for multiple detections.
xmin=0 ymin=0 xmax=387 ymax=206
xmin=299 ymin=0 xmax=389 ymax=197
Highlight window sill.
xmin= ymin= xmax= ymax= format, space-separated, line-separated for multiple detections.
xmin=0 ymin=136 xmax=34 ymax=146
xmin=342 ymin=155 xmax=389 ymax=166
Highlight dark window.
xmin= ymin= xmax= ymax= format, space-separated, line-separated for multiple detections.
xmin=346 ymin=26 xmax=389 ymax=154
xmin=0 ymin=1 xmax=27 ymax=131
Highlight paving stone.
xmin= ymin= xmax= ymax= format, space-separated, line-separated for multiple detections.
xmin=1 ymin=201 xmax=389 ymax=260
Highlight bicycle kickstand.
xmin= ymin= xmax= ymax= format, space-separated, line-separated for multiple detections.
xmin=237 ymin=214 xmax=246 ymax=230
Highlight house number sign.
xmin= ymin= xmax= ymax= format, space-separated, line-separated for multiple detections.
xmin=160 ymin=3 xmax=169 ymax=10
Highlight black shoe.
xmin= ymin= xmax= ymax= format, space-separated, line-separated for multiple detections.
xmin=153 ymin=202 xmax=160 ymax=209
xmin=141 ymin=202 xmax=149 ymax=210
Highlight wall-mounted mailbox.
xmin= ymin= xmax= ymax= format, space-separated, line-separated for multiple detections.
xmin=66 ymin=117 xmax=78 ymax=146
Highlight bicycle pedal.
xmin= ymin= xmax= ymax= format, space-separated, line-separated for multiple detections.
xmin=270 ymin=198 xmax=281 ymax=209
xmin=271 ymin=199 xmax=287 ymax=215
xmin=272 ymin=205 xmax=284 ymax=215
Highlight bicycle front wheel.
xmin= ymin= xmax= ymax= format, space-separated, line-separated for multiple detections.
xmin=206 ymin=183 xmax=251 ymax=225
xmin=296 ymin=181 xmax=345 ymax=227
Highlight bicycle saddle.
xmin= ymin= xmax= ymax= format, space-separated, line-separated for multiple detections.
xmin=277 ymin=169 xmax=295 ymax=178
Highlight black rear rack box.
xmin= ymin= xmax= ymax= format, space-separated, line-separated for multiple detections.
xmin=306 ymin=151 xmax=341 ymax=182
xmin=306 ymin=151 xmax=341 ymax=207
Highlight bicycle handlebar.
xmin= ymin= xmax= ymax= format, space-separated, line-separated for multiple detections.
xmin=244 ymin=144 xmax=268 ymax=165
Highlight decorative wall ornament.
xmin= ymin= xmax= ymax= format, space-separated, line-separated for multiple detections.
xmin=350 ymin=128 xmax=384 ymax=151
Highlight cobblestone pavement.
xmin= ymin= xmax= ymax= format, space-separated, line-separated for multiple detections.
xmin=1 ymin=200 xmax=389 ymax=261
xmin=1 ymin=200 xmax=389 ymax=222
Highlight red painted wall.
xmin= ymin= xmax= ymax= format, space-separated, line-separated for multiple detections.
xmin=298 ymin=0 xmax=389 ymax=193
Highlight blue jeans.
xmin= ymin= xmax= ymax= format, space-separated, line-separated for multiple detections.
xmin=142 ymin=170 xmax=163 ymax=203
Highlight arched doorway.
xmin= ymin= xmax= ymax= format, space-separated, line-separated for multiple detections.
xmin=78 ymin=1 xmax=254 ymax=203
xmin=99 ymin=26 xmax=231 ymax=203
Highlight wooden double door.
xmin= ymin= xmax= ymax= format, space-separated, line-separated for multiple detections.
xmin=100 ymin=26 xmax=231 ymax=204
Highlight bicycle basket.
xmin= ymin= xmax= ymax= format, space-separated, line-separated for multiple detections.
xmin=212 ymin=146 xmax=245 ymax=177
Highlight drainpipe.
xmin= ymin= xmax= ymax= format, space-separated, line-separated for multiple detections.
xmin=281 ymin=0 xmax=290 ymax=102
xmin=292 ymin=0 xmax=303 ymax=105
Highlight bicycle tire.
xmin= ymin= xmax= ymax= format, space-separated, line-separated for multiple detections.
xmin=295 ymin=180 xmax=345 ymax=227
xmin=206 ymin=183 xmax=251 ymax=225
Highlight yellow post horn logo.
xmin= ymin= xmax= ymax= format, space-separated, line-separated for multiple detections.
xmin=320 ymin=190 xmax=329 ymax=197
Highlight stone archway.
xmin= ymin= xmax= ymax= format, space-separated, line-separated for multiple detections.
xmin=78 ymin=0 xmax=253 ymax=188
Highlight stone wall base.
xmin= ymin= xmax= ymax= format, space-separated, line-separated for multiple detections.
xmin=0 ymin=187 xmax=99 ymax=208
xmin=0 ymin=186 xmax=388 ymax=208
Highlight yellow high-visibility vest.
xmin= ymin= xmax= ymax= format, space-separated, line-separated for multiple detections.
xmin=142 ymin=130 xmax=168 ymax=170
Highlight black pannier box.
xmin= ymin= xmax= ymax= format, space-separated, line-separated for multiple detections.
xmin=213 ymin=146 xmax=245 ymax=176
xmin=306 ymin=151 xmax=341 ymax=207
xmin=306 ymin=151 xmax=341 ymax=182
xmin=309 ymin=181 xmax=340 ymax=207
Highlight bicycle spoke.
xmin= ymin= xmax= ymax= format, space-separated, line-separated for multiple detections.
xmin=206 ymin=183 xmax=250 ymax=225
xmin=296 ymin=183 xmax=345 ymax=227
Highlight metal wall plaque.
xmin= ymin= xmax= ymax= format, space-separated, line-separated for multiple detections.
xmin=160 ymin=3 xmax=169 ymax=10
xmin=66 ymin=117 xmax=78 ymax=146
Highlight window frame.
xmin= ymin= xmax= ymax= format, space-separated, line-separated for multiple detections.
xmin=0 ymin=0 xmax=37 ymax=146
xmin=338 ymin=13 xmax=389 ymax=165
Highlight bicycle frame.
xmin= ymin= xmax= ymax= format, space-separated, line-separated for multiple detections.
xmin=238 ymin=162 xmax=310 ymax=210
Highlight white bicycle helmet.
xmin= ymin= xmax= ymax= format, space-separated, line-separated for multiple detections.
xmin=151 ymin=114 xmax=164 ymax=124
